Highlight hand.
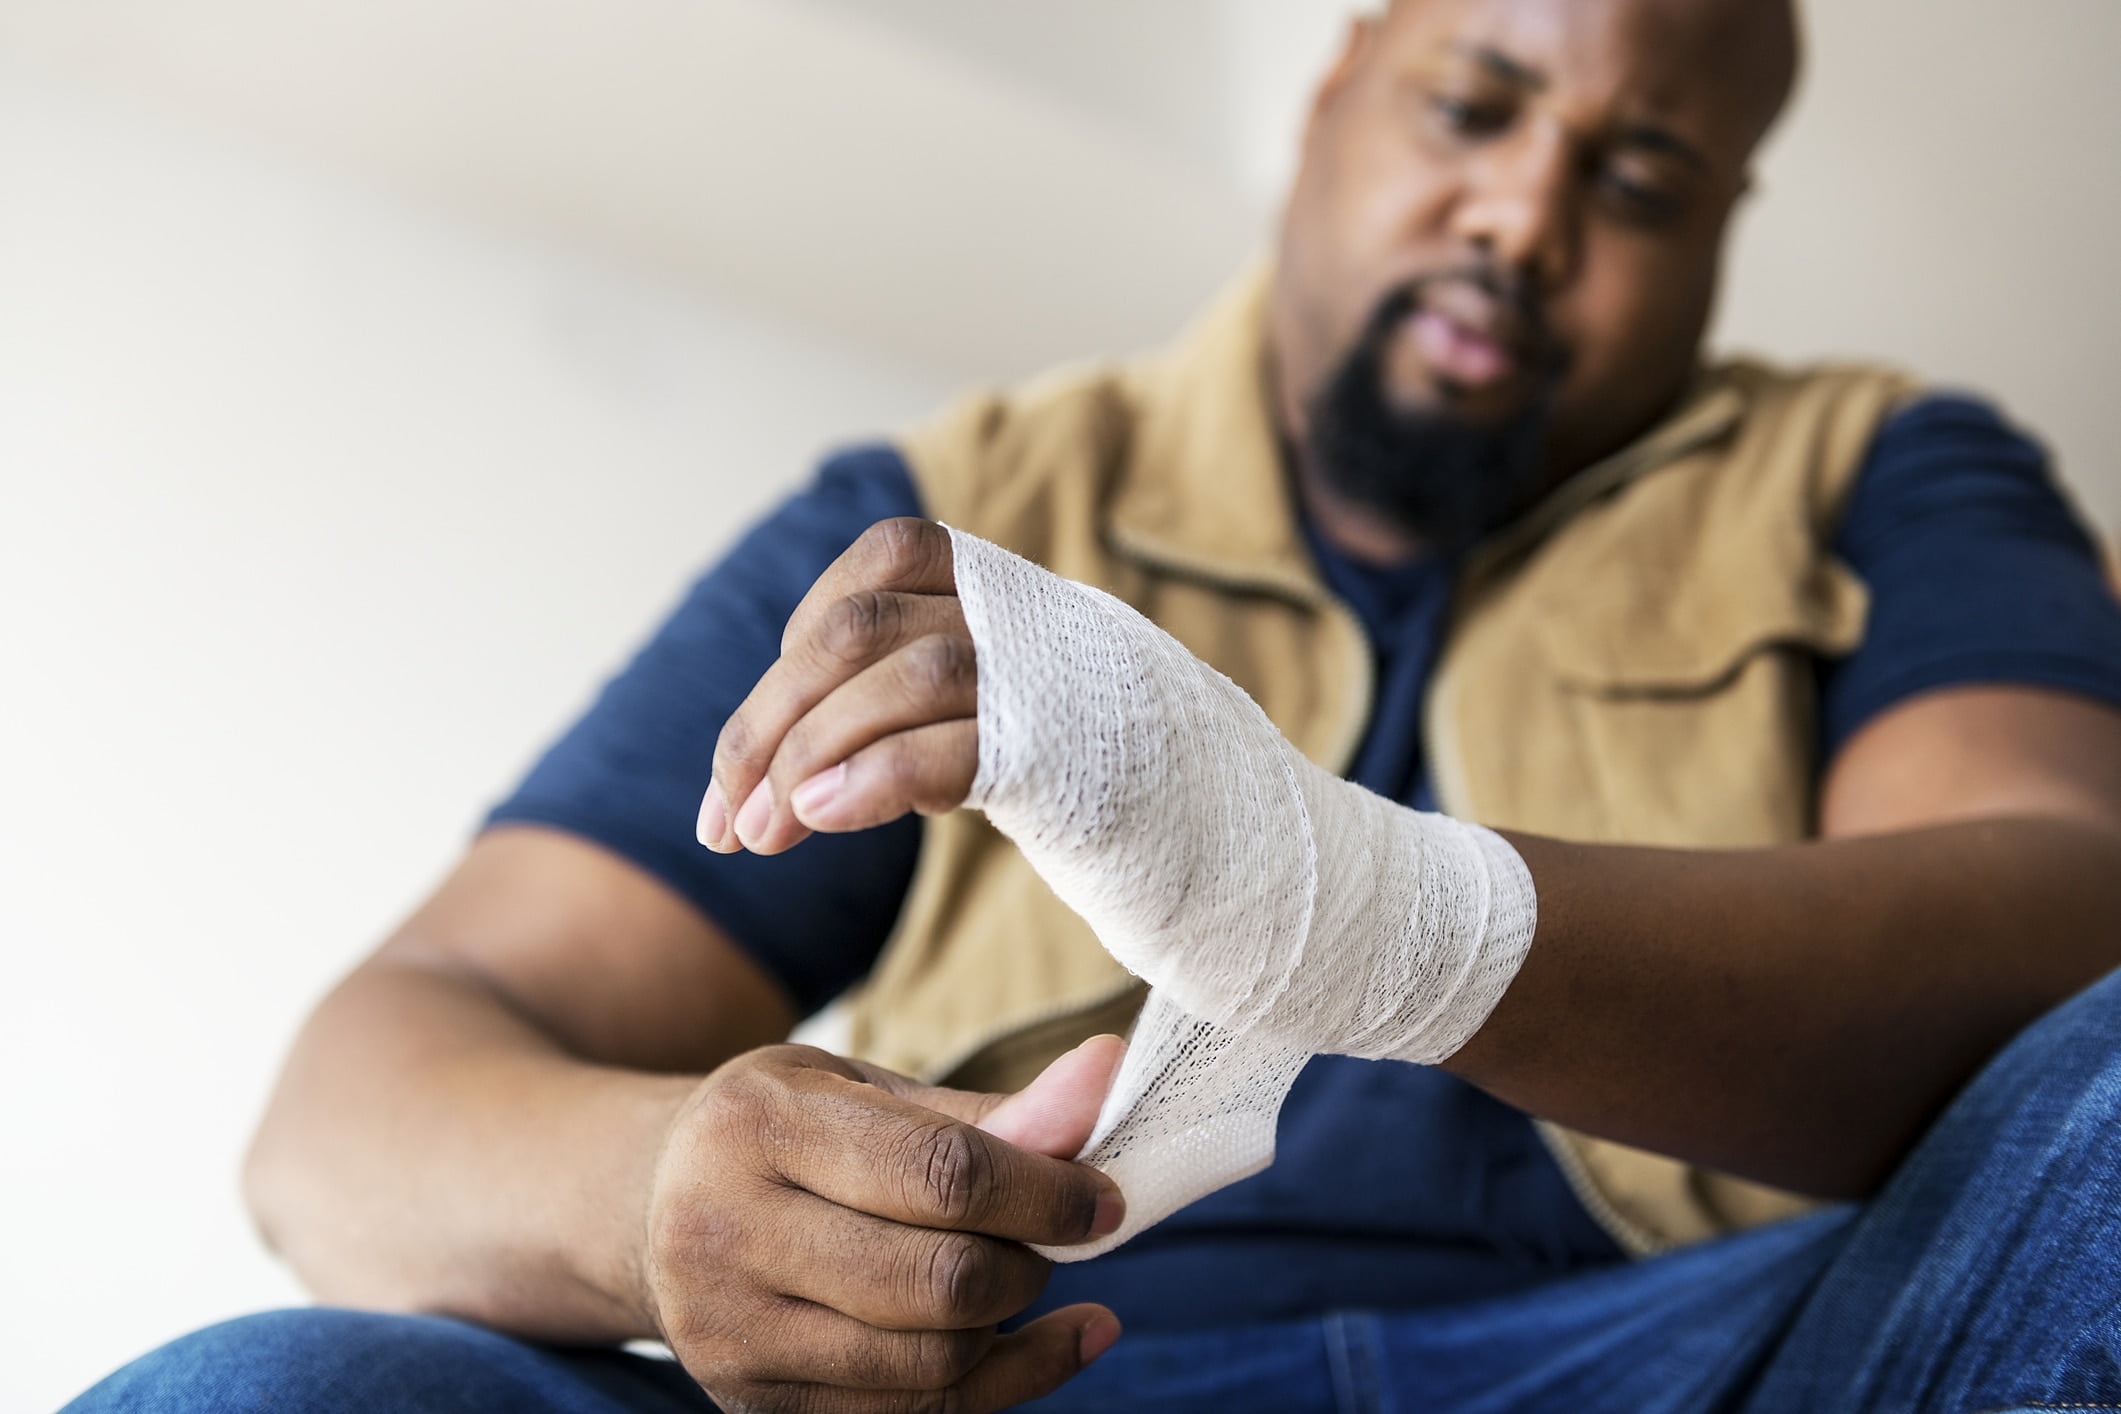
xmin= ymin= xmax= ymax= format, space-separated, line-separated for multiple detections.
xmin=699 ymin=518 xmax=972 ymax=856
xmin=640 ymin=1036 xmax=1127 ymax=1412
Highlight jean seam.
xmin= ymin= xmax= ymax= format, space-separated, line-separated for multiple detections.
xmin=1322 ymin=1312 xmax=1384 ymax=1414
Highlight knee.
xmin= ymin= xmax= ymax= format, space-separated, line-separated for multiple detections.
xmin=1997 ymin=964 xmax=2121 ymax=1085
xmin=63 ymin=1307 xmax=520 ymax=1413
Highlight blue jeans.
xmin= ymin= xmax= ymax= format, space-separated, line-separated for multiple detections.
xmin=66 ymin=965 xmax=2121 ymax=1413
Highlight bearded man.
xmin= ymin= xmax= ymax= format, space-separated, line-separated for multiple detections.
xmin=66 ymin=1 xmax=2121 ymax=1411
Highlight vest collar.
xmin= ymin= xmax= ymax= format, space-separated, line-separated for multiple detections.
xmin=1105 ymin=263 xmax=1330 ymax=606
xmin=1464 ymin=373 xmax=1746 ymax=592
xmin=1104 ymin=263 xmax=1748 ymax=602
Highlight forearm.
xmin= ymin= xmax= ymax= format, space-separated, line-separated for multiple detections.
xmin=1448 ymin=815 xmax=2121 ymax=1197
xmin=244 ymin=955 xmax=697 ymax=1342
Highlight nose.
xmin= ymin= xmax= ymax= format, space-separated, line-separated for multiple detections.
xmin=1450 ymin=122 xmax=1580 ymax=295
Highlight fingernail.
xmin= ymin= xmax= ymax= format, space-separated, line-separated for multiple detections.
xmin=734 ymin=779 xmax=774 ymax=849
xmin=1090 ymin=1184 xmax=1126 ymax=1238
xmin=697 ymin=783 xmax=729 ymax=850
xmin=1079 ymin=1314 xmax=1121 ymax=1365
xmin=789 ymin=763 xmax=847 ymax=827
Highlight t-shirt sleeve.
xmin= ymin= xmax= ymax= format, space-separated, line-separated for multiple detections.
xmin=485 ymin=444 xmax=927 ymax=1014
xmin=1819 ymin=394 xmax=2121 ymax=762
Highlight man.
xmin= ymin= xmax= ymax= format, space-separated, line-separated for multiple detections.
xmin=66 ymin=0 xmax=2121 ymax=1410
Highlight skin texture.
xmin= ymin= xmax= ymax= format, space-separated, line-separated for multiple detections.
xmin=244 ymin=0 xmax=2121 ymax=1406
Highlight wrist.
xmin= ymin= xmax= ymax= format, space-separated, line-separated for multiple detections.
xmin=565 ymin=1069 xmax=703 ymax=1343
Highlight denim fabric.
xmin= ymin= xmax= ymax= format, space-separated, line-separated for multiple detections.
xmin=61 ymin=1308 xmax=716 ymax=1414
xmin=65 ymin=966 xmax=2121 ymax=1413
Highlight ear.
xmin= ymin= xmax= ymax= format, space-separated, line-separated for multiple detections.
xmin=1304 ymin=12 xmax=1381 ymax=133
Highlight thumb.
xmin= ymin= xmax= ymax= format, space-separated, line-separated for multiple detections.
xmin=862 ymin=1035 xmax=1126 ymax=1159
xmin=978 ymin=1034 xmax=1126 ymax=1157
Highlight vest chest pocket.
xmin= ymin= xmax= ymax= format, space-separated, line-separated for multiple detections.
xmin=1533 ymin=550 xmax=1867 ymax=696
xmin=1459 ymin=558 xmax=1870 ymax=850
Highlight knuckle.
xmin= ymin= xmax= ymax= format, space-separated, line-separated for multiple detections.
xmin=899 ymin=1119 xmax=990 ymax=1227
xmin=663 ymin=1287 xmax=776 ymax=1395
xmin=701 ymin=1058 xmax=793 ymax=1161
xmin=703 ymin=1059 xmax=774 ymax=1129
xmin=902 ymin=634 xmax=974 ymax=700
xmin=917 ymin=1233 xmax=998 ymax=1327
xmin=866 ymin=517 xmax=941 ymax=585
xmin=649 ymin=1181 xmax=749 ymax=1277
xmin=902 ymin=1329 xmax=987 ymax=1392
xmin=714 ymin=712 xmax=762 ymax=776
xmin=819 ymin=591 xmax=894 ymax=666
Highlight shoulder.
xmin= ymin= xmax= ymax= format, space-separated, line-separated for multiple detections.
xmin=1819 ymin=391 xmax=2121 ymax=759
xmin=1839 ymin=393 xmax=2092 ymax=553
xmin=768 ymin=442 xmax=926 ymax=541
xmin=1700 ymin=357 xmax=1921 ymax=519
xmin=701 ymin=443 xmax=924 ymax=597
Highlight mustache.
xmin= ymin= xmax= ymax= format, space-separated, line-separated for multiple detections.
xmin=1359 ymin=263 xmax=1561 ymax=375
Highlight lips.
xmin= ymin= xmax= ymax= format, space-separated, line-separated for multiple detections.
xmin=1404 ymin=279 xmax=1531 ymax=392
xmin=1410 ymin=308 xmax=1516 ymax=388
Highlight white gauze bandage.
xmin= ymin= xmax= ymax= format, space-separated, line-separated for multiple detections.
xmin=946 ymin=527 xmax=1538 ymax=1261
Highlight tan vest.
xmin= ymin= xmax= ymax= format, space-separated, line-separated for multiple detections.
xmin=839 ymin=266 xmax=1915 ymax=1257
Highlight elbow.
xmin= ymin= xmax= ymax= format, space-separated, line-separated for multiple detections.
xmin=241 ymin=1096 xmax=317 ymax=1278
xmin=240 ymin=1072 xmax=358 ymax=1301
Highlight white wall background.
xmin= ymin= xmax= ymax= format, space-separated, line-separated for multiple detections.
xmin=3 ymin=2 xmax=2117 ymax=1408
xmin=0 ymin=64 xmax=956 ymax=1414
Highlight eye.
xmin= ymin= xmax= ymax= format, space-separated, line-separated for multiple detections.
xmin=1596 ymin=162 xmax=1685 ymax=225
xmin=1429 ymin=92 xmax=1512 ymax=140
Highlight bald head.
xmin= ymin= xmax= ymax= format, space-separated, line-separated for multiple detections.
xmin=1378 ymin=0 xmax=1803 ymax=157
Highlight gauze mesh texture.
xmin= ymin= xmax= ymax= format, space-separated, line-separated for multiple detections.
xmin=946 ymin=527 xmax=1537 ymax=1260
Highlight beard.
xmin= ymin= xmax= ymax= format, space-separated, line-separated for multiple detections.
xmin=1304 ymin=269 xmax=1567 ymax=554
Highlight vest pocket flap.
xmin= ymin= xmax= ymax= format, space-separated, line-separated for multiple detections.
xmin=1534 ymin=560 xmax=1868 ymax=696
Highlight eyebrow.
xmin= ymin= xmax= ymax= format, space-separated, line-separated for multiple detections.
xmin=1446 ymin=41 xmax=1713 ymax=176
xmin=1614 ymin=122 xmax=1711 ymax=174
xmin=1451 ymin=42 xmax=1547 ymax=92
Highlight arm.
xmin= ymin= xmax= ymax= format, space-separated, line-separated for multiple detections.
xmin=714 ymin=519 xmax=2121 ymax=1206
xmin=245 ymin=824 xmax=1124 ymax=1406
xmin=1449 ymin=684 xmax=2121 ymax=1197
xmin=1451 ymin=400 xmax=2121 ymax=1195
xmin=243 ymin=824 xmax=791 ymax=1338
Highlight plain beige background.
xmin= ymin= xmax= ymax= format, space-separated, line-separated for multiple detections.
xmin=2 ymin=3 xmax=2116 ymax=1409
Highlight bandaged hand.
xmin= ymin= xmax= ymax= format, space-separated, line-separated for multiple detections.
xmin=699 ymin=518 xmax=981 ymax=855
xmin=703 ymin=518 xmax=1538 ymax=1259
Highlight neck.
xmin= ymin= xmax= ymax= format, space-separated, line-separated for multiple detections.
xmin=1288 ymin=454 xmax=1430 ymax=567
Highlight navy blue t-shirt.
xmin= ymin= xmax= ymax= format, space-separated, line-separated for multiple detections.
xmin=491 ymin=395 xmax=2121 ymax=1331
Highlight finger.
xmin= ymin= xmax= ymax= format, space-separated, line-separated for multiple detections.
xmin=703 ymin=590 xmax=965 ymax=854
xmin=742 ymin=1305 xmax=1118 ymax=1413
xmin=781 ymin=518 xmax=959 ymax=655
xmin=759 ymin=1194 xmax=1049 ymax=1332
xmin=720 ymin=1294 xmax=998 ymax=1391
xmin=858 ymin=1037 xmax=1127 ymax=1160
xmin=738 ymin=635 xmax=977 ymax=854
xmin=764 ymin=1065 xmax=1124 ymax=1247
xmin=783 ymin=720 xmax=980 ymax=839
xmin=947 ymin=1305 xmax=1121 ymax=1413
